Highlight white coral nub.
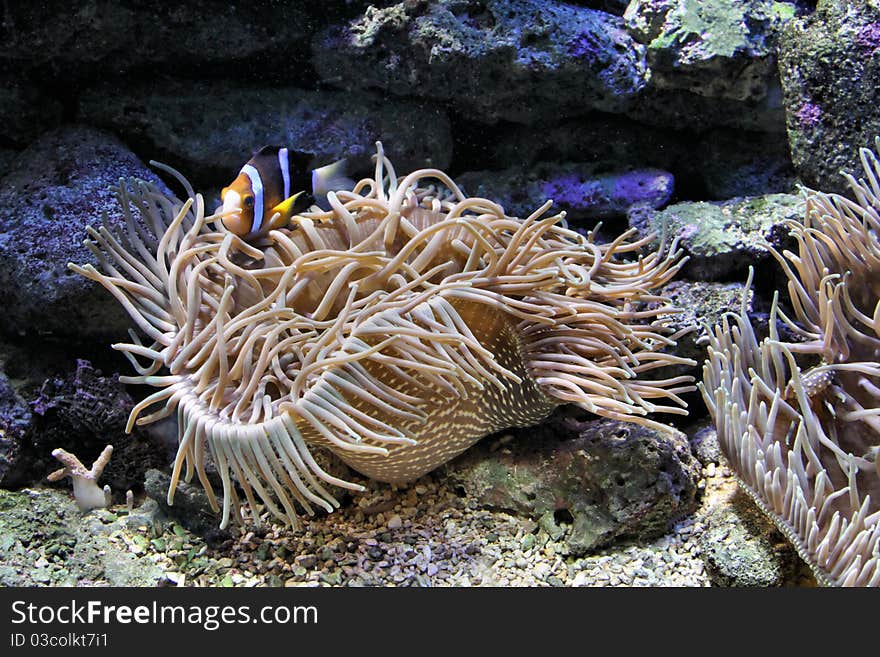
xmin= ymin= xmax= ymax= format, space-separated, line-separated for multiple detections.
xmin=47 ymin=445 xmax=114 ymax=512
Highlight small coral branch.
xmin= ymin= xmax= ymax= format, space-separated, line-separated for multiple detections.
xmin=47 ymin=445 xmax=114 ymax=512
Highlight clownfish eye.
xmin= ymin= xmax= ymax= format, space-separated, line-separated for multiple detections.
xmin=242 ymin=195 xmax=255 ymax=209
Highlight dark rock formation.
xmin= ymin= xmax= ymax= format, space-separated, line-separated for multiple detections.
xmin=0 ymin=342 xmax=174 ymax=494
xmin=625 ymin=0 xmax=795 ymax=102
xmin=0 ymin=78 xmax=63 ymax=147
xmin=629 ymin=193 xmax=803 ymax=280
xmin=699 ymin=129 xmax=797 ymax=199
xmin=626 ymin=86 xmax=787 ymax=133
xmin=778 ymin=0 xmax=880 ymax=193
xmin=653 ymin=279 xmax=752 ymax=369
xmin=32 ymin=360 xmax=172 ymax=495
xmin=623 ymin=0 xmax=796 ymax=132
xmin=699 ymin=497 xmax=805 ymax=586
xmin=0 ymin=1 xmax=317 ymax=81
xmin=442 ymin=409 xmax=700 ymax=555
xmin=687 ymin=423 xmax=723 ymax=468
xmin=0 ymin=370 xmax=32 ymax=488
xmin=79 ymin=81 xmax=453 ymax=185
xmin=487 ymin=114 xmax=689 ymax=171
xmin=458 ymin=162 xmax=674 ymax=222
xmin=0 ymin=126 xmax=170 ymax=341
xmin=312 ymin=0 xmax=649 ymax=124
xmin=144 ymin=469 xmax=231 ymax=544
xmin=489 ymin=119 xmax=795 ymax=200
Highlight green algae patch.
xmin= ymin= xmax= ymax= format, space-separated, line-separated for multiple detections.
xmin=0 ymin=487 xmax=165 ymax=586
xmin=630 ymin=193 xmax=804 ymax=279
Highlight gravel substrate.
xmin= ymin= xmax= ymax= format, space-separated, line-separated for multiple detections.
xmin=87 ymin=458 xmax=814 ymax=587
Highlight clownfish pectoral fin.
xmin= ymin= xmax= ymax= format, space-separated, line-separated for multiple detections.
xmin=311 ymin=159 xmax=355 ymax=198
xmin=269 ymin=191 xmax=311 ymax=227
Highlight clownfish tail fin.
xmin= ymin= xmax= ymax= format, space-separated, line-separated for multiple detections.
xmin=311 ymin=159 xmax=355 ymax=197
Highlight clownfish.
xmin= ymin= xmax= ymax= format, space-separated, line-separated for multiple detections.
xmin=219 ymin=145 xmax=354 ymax=238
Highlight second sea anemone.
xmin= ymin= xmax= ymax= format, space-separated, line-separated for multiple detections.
xmin=700 ymin=141 xmax=880 ymax=586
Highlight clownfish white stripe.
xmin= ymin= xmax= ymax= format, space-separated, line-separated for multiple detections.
xmin=278 ymin=148 xmax=291 ymax=201
xmin=241 ymin=163 xmax=264 ymax=233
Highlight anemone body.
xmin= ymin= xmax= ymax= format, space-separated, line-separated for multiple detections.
xmin=701 ymin=141 xmax=880 ymax=586
xmin=73 ymin=145 xmax=693 ymax=529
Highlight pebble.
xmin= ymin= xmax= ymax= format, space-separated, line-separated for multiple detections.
xmin=295 ymin=554 xmax=317 ymax=569
xmin=100 ymin=465 xmax=770 ymax=588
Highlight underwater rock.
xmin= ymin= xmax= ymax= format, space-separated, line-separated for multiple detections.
xmin=687 ymin=422 xmax=723 ymax=468
xmin=458 ymin=162 xmax=674 ymax=221
xmin=0 ymin=126 xmax=169 ymax=341
xmin=0 ymin=369 xmax=33 ymax=488
xmin=698 ymin=129 xmax=796 ymax=199
xmin=622 ymin=0 xmax=794 ymax=132
xmin=592 ymin=0 xmax=631 ymax=14
xmin=0 ymin=487 xmax=165 ymax=586
xmin=0 ymin=1 xmax=316 ymax=81
xmin=33 ymin=360 xmax=172 ymax=495
xmin=626 ymin=84 xmax=786 ymax=133
xmin=144 ymin=469 xmax=231 ymax=543
xmin=488 ymin=115 xmax=690 ymax=172
xmin=0 ymin=77 xmax=63 ymax=147
xmin=312 ymin=0 xmax=649 ymax=124
xmin=778 ymin=0 xmax=880 ymax=193
xmin=625 ymin=0 xmax=796 ymax=103
xmin=0 ymin=149 xmax=18 ymax=176
xmin=651 ymin=279 xmax=752 ymax=370
xmin=0 ymin=338 xmax=157 ymax=489
xmin=629 ymin=193 xmax=802 ymax=280
xmin=78 ymin=81 xmax=452 ymax=184
xmin=32 ymin=360 xmax=130 ymax=439
xmin=442 ymin=410 xmax=700 ymax=556
xmin=698 ymin=501 xmax=804 ymax=587
xmin=489 ymin=120 xmax=794 ymax=199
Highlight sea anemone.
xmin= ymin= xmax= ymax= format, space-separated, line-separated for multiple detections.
xmin=700 ymin=140 xmax=880 ymax=586
xmin=71 ymin=144 xmax=695 ymax=529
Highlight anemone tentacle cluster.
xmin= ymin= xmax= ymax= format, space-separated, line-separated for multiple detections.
xmin=72 ymin=144 xmax=694 ymax=529
xmin=700 ymin=140 xmax=880 ymax=587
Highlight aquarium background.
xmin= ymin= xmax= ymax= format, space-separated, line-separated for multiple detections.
xmin=0 ymin=0 xmax=875 ymax=587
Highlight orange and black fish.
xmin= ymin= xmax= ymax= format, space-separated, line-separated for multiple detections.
xmin=220 ymin=146 xmax=353 ymax=238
